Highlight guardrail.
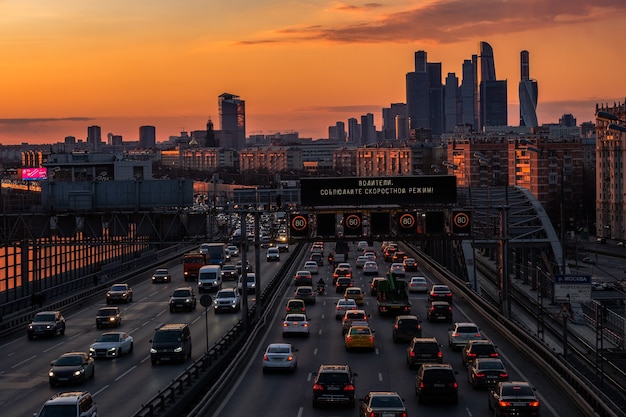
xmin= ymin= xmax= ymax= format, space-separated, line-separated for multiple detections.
xmin=406 ymin=242 xmax=622 ymax=417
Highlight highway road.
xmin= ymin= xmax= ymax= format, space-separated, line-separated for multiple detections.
xmin=210 ymin=243 xmax=587 ymax=417
xmin=0 ymin=247 xmax=285 ymax=417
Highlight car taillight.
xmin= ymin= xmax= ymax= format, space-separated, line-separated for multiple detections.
xmin=369 ymin=336 xmax=374 ymax=342
xmin=451 ymin=333 xmax=459 ymax=337
xmin=419 ymin=382 xmax=425 ymax=389
xmin=475 ymin=372 xmax=485 ymax=378
xmin=394 ymin=324 xmax=399 ymax=329
xmin=346 ymin=336 xmax=352 ymax=342
xmin=409 ymin=351 xmax=416 ymax=357
xmin=529 ymin=401 xmax=540 ymax=407
xmin=490 ymin=352 xmax=499 ymax=357
xmin=499 ymin=372 xmax=509 ymax=378
xmin=437 ymin=351 xmax=443 ymax=358
xmin=283 ymin=322 xmax=288 ymax=327
xmin=312 ymin=383 xmax=324 ymax=391
xmin=303 ymin=323 xmax=309 ymax=328
xmin=451 ymin=381 xmax=458 ymax=388
xmin=263 ymin=354 xmax=268 ymax=360
xmin=499 ymin=400 xmax=512 ymax=407
xmin=287 ymin=355 xmax=294 ymax=361
xmin=417 ymin=324 xmax=421 ymax=330
xmin=343 ymin=384 xmax=355 ymax=391
xmin=468 ymin=353 xmax=477 ymax=358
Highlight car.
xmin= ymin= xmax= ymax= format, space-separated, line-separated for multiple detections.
xmin=357 ymin=240 xmax=369 ymax=251
xmin=355 ymin=255 xmax=369 ymax=269
xmin=403 ymin=257 xmax=418 ymax=271
xmin=106 ymin=283 xmax=133 ymax=304
xmin=392 ymin=314 xmax=422 ymax=343
xmin=427 ymin=301 xmax=453 ymax=322
xmin=363 ymin=251 xmax=377 ymax=261
xmin=27 ymin=310 xmax=66 ymax=339
xmin=310 ymin=252 xmax=324 ymax=266
xmin=359 ymin=391 xmax=407 ymax=417
xmin=294 ymin=286 xmax=316 ymax=304
xmin=582 ymin=256 xmax=596 ymax=265
xmin=344 ymin=287 xmax=364 ymax=305
xmin=392 ymin=251 xmax=408 ymax=263
xmin=335 ymin=277 xmax=354 ymax=293
xmin=362 ymin=261 xmax=379 ymax=275
xmin=223 ymin=248 xmax=232 ymax=262
xmin=213 ymin=288 xmax=241 ymax=313
xmin=596 ymin=237 xmax=607 ymax=244
xmin=448 ymin=322 xmax=483 ymax=350
xmin=149 ymin=323 xmax=192 ymax=364
xmin=286 ymin=298 xmax=307 ymax=314
xmin=488 ymin=381 xmax=540 ymax=416
xmin=303 ymin=260 xmax=319 ymax=275
xmin=461 ymin=339 xmax=499 ymax=366
xmin=34 ymin=391 xmax=97 ymax=417
xmin=409 ymin=276 xmax=429 ymax=293
xmin=49 ymin=352 xmax=95 ymax=386
xmin=415 ymin=363 xmax=459 ymax=405
xmin=89 ymin=331 xmax=134 ymax=358
xmin=282 ymin=313 xmax=310 ymax=337
xmin=467 ymin=358 xmax=509 ymax=389
xmin=312 ymin=364 xmax=357 ymax=408
xmin=406 ymin=337 xmax=443 ymax=368
xmin=591 ymin=280 xmax=609 ymax=290
xmin=266 ymin=247 xmax=280 ymax=261
xmin=389 ymin=262 xmax=406 ymax=277
xmin=221 ymin=264 xmax=238 ymax=281
xmin=428 ymin=284 xmax=453 ymax=303
xmin=294 ymin=270 xmax=313 ymax=286
xmin=341 ymin=309 xmax=369 ymax=335
xmin=169 ymin=286 xmax=197 ymax=312
xmin=345 ymin=325 xmax=375 ymax=351
xmin=227 ymin=245 xmax=240 ymax=257
xmin=335 ymin=298 xmax=358 ymax=319
xmin=383 ymin=247 xmax=398 ymax=262
xmin=336 ymin=262 xmax=353 ymax=274
xmin=235 ymin=260 xmax=252 ymax=274
xmin=332 ymin=267 xmax=352 ymax=284
xmin=151 ymin=268 xmax=171 ymax=283
xmin=276 ymin=242 xmax=289 ymax=252
xmin=237 ymin=272 xmax=257 ymax=294
xmin=262 ymin=343 xmax=297 ymax=373
xmin=95 ymin=306 xmax=121 ymax=329
xmin=369 ymin=277 xmax=386 ymax=296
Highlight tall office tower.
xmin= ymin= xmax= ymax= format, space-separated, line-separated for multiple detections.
xmin=406 ymin=50 xmax=430 ymax=132
xmin=460 ymin=59 xmax=476 ymax=128
xmin=382 ymin=103 xmax=407 ymax=140
xmin=328 ymin=125 xmax=338 ymax=140
xmin=87 ymin=125 xmax=101 ymax=151
xmin=206 ymin=118 xmax=218 ymax=147
xmin=218 ymin=92 xmax=246 ymax=149
xmin=139 ymin=125 xmax=156 ymax=148
xmin=336 ymin=121 xmax=346 ymax=142
xmin=360 ymin=113 xmax=376 ymax=145
xmin=519 ymin=50 xmax=538 ymax=127
xmin=476 ymin=42 xmax=508 ymax=129
xmin=347 ymin=117 xmax=361 ymax=145
xmin=444 ymin=73 xmax=460 ymax=133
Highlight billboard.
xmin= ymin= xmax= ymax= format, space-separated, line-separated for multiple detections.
xmin=300 ymin=176 xmax=456 ymax=207
xmin=554 ymin=274 xmax=592 ymax=303
xmin=21 ymin=167 xmax=48 ymax=181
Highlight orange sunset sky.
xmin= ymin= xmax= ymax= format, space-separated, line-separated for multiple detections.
xmin=1 ymin=0 xmax=626 ymax=145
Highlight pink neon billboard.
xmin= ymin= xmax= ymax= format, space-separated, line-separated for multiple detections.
xmin=21 ymin=167 xmax=48 ymax=181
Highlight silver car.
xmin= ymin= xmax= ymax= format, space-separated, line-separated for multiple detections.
xmin=89 ymin=332 xmax=134 ymax=358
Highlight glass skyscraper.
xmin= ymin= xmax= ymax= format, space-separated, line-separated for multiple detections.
xmin=519 ymin=50 xmax=539 ymax=127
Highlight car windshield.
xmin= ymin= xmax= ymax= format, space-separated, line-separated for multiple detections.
xmin=97 ymin=309 xmax=117 ymax=316
xmin=267 ymin=346 xmax=290 ymax=354
xmin=502 ymin=385 xmax=535 ymax=397
xmin=155 ymin=269 xmax=168 ymax=274
xmin=218 ymin=291 xmax=236 ymax=298
xmin=223 ymin=265 xmax=236 ymax=271
xmin=172 ymin=290 xmax=191 ymax=297
xmin=153 ymin=331 xmax=181 ymax=342
xmin=55 ymin=356 xmax=82 ymax=366
xmin=286 ymin=315 xmax=305 ymax=322
xmin=422 ymin=369 xmax=454 ymax=382
xmin=371 ymin=396 xmax=403 ymax=408
xmin=34 ymin=313 xmax=55 ymax=321
xmin=96 ymin=334 xmax=120 ymax=342
xmin=317 ymin=373 xmax=350 ymax=384
xmin=349 ymin=327 xmax=371 ymax=335
xmin=457 ymin=325 xmax=479 ymax=333
xmin=39 ymin=404 xmax=77 ymax=417
xmin=111 ymin=285 xmax=127 ymax=291
xmin=478 ymin=361 xmax=504 ymax=370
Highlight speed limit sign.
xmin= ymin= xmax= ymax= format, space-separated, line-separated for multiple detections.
xmin=289 ymin=214 xmax=309 ymax=237
xmin=397 ymin=212 xmax=416 ymax=235
xmin=343 ymin=213 xmax=362 ymax=236
xmin=452 ymin=211 xmax=471 ymax=234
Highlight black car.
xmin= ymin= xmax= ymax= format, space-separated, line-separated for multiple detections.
xmin=335 ymin=277 xmax=353 ymax=293
xmin=312 ymin=364 xmax=357 ymax=408
xmin=392 ymin=315 xmax=422 ymax=343
xmin=95 ymin=306 xmax=122 ymax=329
xmin=415 ymin=363 xmax=459 ymax=405
xmin=426 ymin=301 xmax=453 ymax=322
xmin=467 ymin=358 xmax=509 ymax=389
xmin=406 ymin=337 xmax=443 ymax=369
xmin=168 ymin=286 xmax=197 ymax=312
xmin=488 ymin=381 xmax=540 ymax=416
xmin=27 ymin=310 xmax=66 ymax=339
xmin=461 ymin=339 xmax=498 ymax=366
xmin=49 ymin=352 xmax=95 ymax=386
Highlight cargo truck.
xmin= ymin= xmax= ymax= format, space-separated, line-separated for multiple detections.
xmin=183 ymin=252 xmax=207 ymax=282
xmin=376 ymin=271 xmax=411 ymax=315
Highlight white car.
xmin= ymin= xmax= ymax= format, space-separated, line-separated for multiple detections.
xmin=282 ymin=313 xmax=310 ymax=337
xmin=408 ymin=276 xmax=429 ymax=293
xmin=448 ymin=322 xmax=483 ymax=350
xmin=303 ymin=261 xmax=319 ymax=275
xmin=263 ymin=343 xmax=298 ymax=373
xmin=335 ymin=298 xmax=358 ymax=319
xmin=227 ymin=245 xmax=240 ymax=257
xmin=363 ymin=261 xmax=379 ymax=275
xmin=355 ymin=256 xmax=369 ymax=269
xmin=357 ymin=241 xmax=369 ymax=251
xmin=337 ymin=262 xmax=353 ymax=274
xmin=89 ymin=331 xmax=134 ymax=358
xmin=389 ymin=263 xmax=406 ymax=277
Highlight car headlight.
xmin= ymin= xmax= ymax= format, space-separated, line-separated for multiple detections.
xmin=174 ymin=347 xmax=183 ymax=353
xmin=109 ymin=317 xmax=116 ymax=322
xmin=150 ymin=348 xmax=157 ymax=353
xmin=73 ymin=369 xmax=84 ymax=377
xmin=48 ymin=370 xmax=55 ymax=377
xmin=89 ymin=347 xmax=95 ymax=354
xmin=28 ymin=325 xmax=33 ymax=330
xmin=45 ymin=325 xmax=53 ymax=330
xmin=186 ymin=298 xmax=191 ymax=303
xmin=230 ymin=300 xmax=237 ymax=306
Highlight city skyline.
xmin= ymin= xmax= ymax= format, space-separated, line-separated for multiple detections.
xmin=1 ymin=0 xmax=625 ymax=145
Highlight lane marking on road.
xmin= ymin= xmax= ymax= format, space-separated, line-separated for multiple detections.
xmin=11 ymin=355 xmax=36 ymax=369
xmin=114 ymin=365 xmax=137 ymax=381
xmin=92 ymin=384 xmax=109 ymax=396
xmin=43 ymin=342 xmax=64 ymax=353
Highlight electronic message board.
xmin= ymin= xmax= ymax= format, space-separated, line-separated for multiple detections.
xmin=300 ymin=176 xmax=456 ymax=207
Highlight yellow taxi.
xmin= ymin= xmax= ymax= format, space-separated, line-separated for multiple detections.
xmin=344 ymin=325 xmax=375 ymax=351
xmin=344 ymin=287 xmax=364 ymax=306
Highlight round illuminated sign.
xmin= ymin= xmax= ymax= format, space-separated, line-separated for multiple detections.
xmin=344 ymin=214 xmax=362 ymax=230
xmin=453 ymin=212 xmax=470 ymax=229
xmin=291 ymin=215 xmax=308 ymax=231
xmin=399 ymin=213 xmax=415 ymax=229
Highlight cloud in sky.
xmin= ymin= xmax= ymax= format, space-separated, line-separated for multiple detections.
xmin=238 ymin=0 xmax=626 ymax=45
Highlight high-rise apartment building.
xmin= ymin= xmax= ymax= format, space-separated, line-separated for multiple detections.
xmin=139 ymin=125 xmax=156 ymax=148
xmin=360 ymin=113 xmax=376 ymax=145
xmin=87 ymin=125 xmax=101 ymax=152
xmin=218 ymin=93 xmax=246 ymax=150
xmin=519 ymin=50 xmax=538 ymax=127
xmin=382 ymin=103 xmax=407 ymax=140
xmin=347 ymin=118 xmax=361 ymax=145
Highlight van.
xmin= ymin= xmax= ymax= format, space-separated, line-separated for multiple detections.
xmin=35 ymin=391 xmax=97 ymax=417
xmin=197 ymin=265 xmax=222 ymax=293
xmin=150 ymin=323 xmax=192 ymax=365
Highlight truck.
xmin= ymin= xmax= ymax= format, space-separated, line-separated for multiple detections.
xmin=376 ymin=271 xmax=411 ymax=315
xmin=197 ymin=265 xmax=222 ymax=293
xmin=183 ymin=252 xmax=207 ymax=282
xmin=200 ymin=243 xmax=225 ymax=266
